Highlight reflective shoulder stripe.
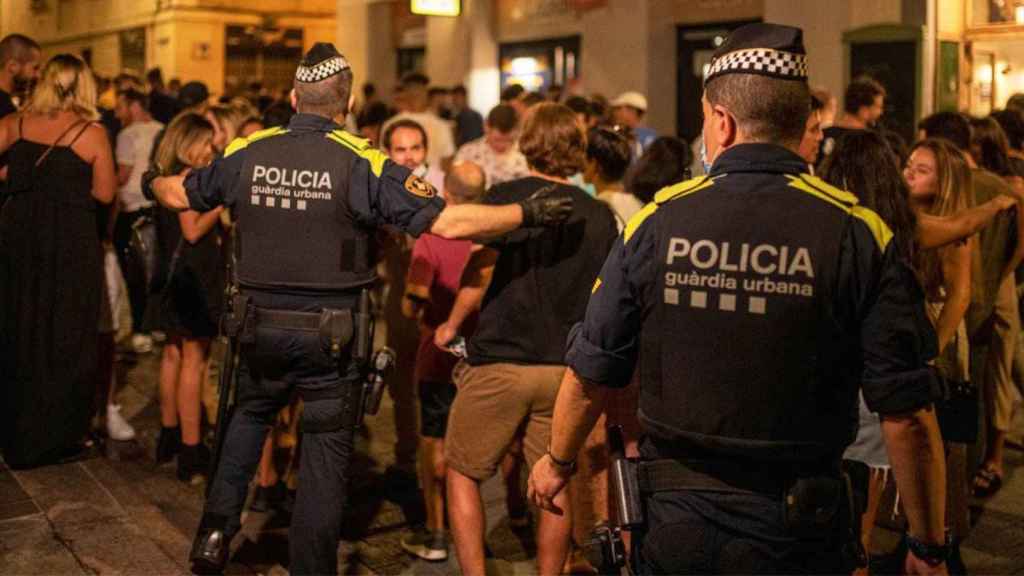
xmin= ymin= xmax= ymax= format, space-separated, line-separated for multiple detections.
xmin=786 ymin=175 xmax=852 ymax=212
xmin=851 ymin=205 xmax=894 ymax=251
xmin=798 ymin=173 xmax=859 ymax=206
xmin=623 ymin=201 xmax=658 ymax=244
xmin=326 ymin=129 xmax=389 ymax=177
xmin=653 ymin=175 xmax=713 ymax=205
xmin=223 ymin=126 xmax=289 ymax=158
xmin=786 ymin=175 xmax=893 ymax=251
xmin=623 ymin=176 xmax=714 ymax=245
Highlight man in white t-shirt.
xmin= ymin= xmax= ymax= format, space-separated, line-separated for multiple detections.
xmin=113 ymin=88 xmax=164 ymax=353
xmin=381 ymin=73 xmax=455 ymax=169
xmin=453 ymin=104 xmax=529 ymax=188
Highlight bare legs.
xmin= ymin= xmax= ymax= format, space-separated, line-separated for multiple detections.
xmin=447 ymin=466 xmax=571 ymax=576
xmin=420 ymin=437 xmax=446 ymax=533
xmin=158 ymin=336 xmax=210 ymax=445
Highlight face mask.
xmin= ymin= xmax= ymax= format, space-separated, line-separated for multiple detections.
xmin=569 ymin=173 xmax=597 ymax=197
xmin=700 ymin=139 xmax=712 ymax=174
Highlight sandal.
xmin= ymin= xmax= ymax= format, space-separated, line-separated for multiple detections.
xmin=972 ymin=466 xmax=1003 ymax=498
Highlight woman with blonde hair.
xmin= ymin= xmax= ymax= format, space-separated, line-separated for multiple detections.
xmin=150 ymin=112 xmax=224 ymax=482
xmin=0 ymin=53 xmax=117 ymax=468
xmin=903 ymin=137 xmax=975 ymax=571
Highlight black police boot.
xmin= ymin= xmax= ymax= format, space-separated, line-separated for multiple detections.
xmin=189 ymin=524 xmax=229 ymax=575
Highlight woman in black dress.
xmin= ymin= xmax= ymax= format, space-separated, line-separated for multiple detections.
xmin=150 ymin=113 xmax=223 ymax=482
xmin=0 ymin=54 xmax=117 ymax=468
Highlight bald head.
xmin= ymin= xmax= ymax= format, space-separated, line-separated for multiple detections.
xmin=445 ymin=161 xmax=486 ymax=205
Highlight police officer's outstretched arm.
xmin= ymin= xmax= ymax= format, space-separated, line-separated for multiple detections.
xmin=850 ymin=219 xmax=948 ymax=574
xmin=351 ymin=150 xmax=574 ymax=240
xmin=145 ymin=150 xmax=244 ymax=213
xmin=431 ymin=184 xmax=575 ymax=240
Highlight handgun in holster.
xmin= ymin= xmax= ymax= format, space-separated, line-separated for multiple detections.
xmin=346 ymin=289 xmax=395 ymax=427
xmin=783 ymin=463 xmax=867 ymax=572
xmin=586 ymin=425 xmax=643 ymax=574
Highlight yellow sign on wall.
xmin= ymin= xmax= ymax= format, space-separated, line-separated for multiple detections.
xmin=411 ymin=0 xmax=461 ymax=17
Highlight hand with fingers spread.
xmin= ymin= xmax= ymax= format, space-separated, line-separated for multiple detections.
xmin=519 ymin=184 xmax=574 ymax=227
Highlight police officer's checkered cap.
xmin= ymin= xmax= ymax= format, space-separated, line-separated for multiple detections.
xmin=704 ymin=23 xmax=808 ymax=85
xmin=706 ymin=48 xmax=808 ymax=83
xmin=295 ymin=42 xmax=351 ymax=84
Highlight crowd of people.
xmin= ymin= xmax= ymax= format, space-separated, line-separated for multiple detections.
xmin=2 ymin=24 xmax=1024 ymax=575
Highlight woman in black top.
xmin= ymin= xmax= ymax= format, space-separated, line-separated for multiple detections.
xmin=151 ymin=112 xmax=224 ymax=482
xmin=0 ymin=54 xmax=117 ymax=468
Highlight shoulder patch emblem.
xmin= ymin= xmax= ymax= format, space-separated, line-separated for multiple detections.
xmin=405 ymin=174 xmax=437 ymax=198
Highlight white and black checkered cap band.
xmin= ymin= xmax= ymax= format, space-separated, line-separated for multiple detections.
xmin=705 ymin=48 xmax=808 ymax=83
xmin=295 ymin=56 xmax=351 ymax=83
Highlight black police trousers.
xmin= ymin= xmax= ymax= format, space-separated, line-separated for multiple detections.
xmin=632 ymin=489 xmax=844 ymax=575
xmin=202 ymin=324 xmax=360 ymax=575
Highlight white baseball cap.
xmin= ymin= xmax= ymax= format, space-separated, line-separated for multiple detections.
xmin=611 ymin=91 xmax=648 ymax=112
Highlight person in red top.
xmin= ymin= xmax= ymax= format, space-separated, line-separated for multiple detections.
xmin=400 ymin=161 xmax=487 ymax=562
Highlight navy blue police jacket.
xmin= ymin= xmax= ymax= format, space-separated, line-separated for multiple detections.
xmin=566 ymin=143 xmax=940 ymax=463
xmin=182 ymin=113 xmax=444 ymax=308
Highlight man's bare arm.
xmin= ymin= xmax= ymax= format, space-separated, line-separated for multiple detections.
xmin=429 ymin=185 xmax=574 ymax=240
xmin=430 ymin=203 xmax=524 ymax=241
xmin=548 ymin=368 xmax=610 ymax=463
xmin=433 ymin=247 xmax=496 ymax=347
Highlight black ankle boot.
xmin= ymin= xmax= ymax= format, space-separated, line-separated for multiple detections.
xmin=177 ymin=443 xmax=211 ymax=483
xmin=190 ymin=523 xmax=229 ymax=574
xmin=155 ymin=426 xmax=181 ymax=464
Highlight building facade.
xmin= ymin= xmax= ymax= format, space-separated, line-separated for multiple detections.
xmin=0 ymin=0 xmax=337 ymax=96
xmin=3 ymin=0 xmax=1023 ymax=136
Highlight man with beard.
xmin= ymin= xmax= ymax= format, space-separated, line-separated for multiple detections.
xmin=0 ymin=34 xmax=40 ymax=118
xmin=0 ymin=34 xmax=40 ymax=193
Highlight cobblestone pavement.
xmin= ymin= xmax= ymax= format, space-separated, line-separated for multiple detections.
xmin=0 ymin=337 xmax=537 ymax=576
xmin=2 ymin=337 xmax=1023 ymax=574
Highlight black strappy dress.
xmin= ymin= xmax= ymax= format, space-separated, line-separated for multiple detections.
xmin=0 ymin=119 xmax=103 ymax=469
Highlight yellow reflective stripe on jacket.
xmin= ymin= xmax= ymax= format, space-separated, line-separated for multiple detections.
xmin=785 ymin=175 xmax=892 ymax=251
xmin=623 ymin=176 xmax=715 ymax=244
xmin=326 ymin=129 xmax=388 ymax=177
xmin=223 ymin=126 xmax=289 ymax=158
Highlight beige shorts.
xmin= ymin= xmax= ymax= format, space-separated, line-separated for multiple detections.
xmin=444 ymin=361 xmax=565 ymax=481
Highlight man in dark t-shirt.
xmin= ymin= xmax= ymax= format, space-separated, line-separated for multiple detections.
xmin=817 ymin=76 xmax=886 ymax=166
xmin=434 ymin=103 xmax=618 ymax=576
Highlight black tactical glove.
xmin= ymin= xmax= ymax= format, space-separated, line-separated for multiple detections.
xmin=519 ymin=184 xmax=574 ymax=227
xmin=141 ymin=167 xmax=161 ymax=202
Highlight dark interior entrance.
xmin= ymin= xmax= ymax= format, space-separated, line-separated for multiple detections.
xmin=676 ymin=19 xmax=760 ymax=142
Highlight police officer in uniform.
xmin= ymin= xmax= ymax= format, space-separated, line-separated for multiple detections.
xmin=147 ymin=43 xmax=573 ymax=576
xmin=528 ymin=24 xmax=951 ymax=574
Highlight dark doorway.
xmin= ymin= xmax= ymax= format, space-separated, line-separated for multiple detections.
xmin=225 ymin=25 xmax=304 ymax=98
xmin=676 ymin=19 xmax=759 ymax=141
xmin=849 ymin=38 xmax=918 ymax=145
xmin=499 ymin=36 xmax=580 ymax=93
xmin=397 ymin=47 xmax=426 ymax=78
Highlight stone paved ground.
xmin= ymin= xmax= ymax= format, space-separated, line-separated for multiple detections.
xmin=2 ymin=336 xmax=1024 ymax=575
xmin=0 ymin=337 xmax=537 ymax=576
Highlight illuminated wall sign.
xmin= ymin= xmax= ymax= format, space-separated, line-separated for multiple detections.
xmin=411 ymin=0 xmax=461 ymax=16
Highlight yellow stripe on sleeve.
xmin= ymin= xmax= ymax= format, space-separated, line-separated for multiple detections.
xmin=326 ymin=130 xmax=389 ymax=177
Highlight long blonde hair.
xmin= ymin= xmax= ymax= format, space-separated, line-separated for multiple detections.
xmin=911 ymin=138 xmax=973 ymax=296
xmin=154 ymin=112 xmax=214 ymax=174
xmin=23 ymin=54 xmax=99 ymax=120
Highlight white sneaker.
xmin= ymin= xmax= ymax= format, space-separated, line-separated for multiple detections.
xmin=106 ymin=404 xmax=136 ymax=441
xmin=131 ymin=333 xmax=153 ymax=354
